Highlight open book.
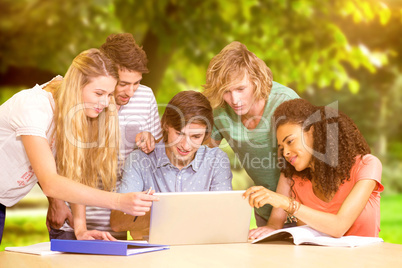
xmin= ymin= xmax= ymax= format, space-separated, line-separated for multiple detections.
xmin=251 ymin=225 xmax=383 ymax=247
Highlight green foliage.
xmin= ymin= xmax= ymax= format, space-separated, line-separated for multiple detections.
xmin=1 ymin=0 xmax=399 ymax=99
xmin=382 ymin=161 xmax=402 ymax=195
xmin=1 ymin=0 xmax=398 ymax=93
xmin=0 ymin=214 xmax=48 ymax=251
xmin=0 ymin=0 xmax=121 ymax=74
xmin=388 ymin=142 xmax=402 ymax=161
xmin=166 ymin=1 xmax=388 ymax=93
xmin=0 ymin=87 xmax=22 ymax=104
xmin=380 ymin=194 xmax=402 ymax=244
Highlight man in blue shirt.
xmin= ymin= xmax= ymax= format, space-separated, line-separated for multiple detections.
xmin=110 ymin=90 xmax=232 ymax=239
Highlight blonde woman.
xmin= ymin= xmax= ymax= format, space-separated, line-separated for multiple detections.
xmin=48 ymin=33 xmax=164 ymax=241
xmin=0 ymin=49 xmax=157 ymax=244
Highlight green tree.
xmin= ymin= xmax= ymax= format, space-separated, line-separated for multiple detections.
xmin=0 ymin=0 xmax=395 ymax=96
xmin=112 ymin=0 xmax=394 ymax=96
xmin=335 ymin=0 xmax=402 ymax=159
xmin=0 ymin=0 xmax=120 ymax=86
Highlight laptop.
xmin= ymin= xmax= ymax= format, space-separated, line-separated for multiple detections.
xmin=148 ymin=190 xmax=252 ymax=245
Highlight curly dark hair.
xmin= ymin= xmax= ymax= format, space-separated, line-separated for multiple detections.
xmin=100 ymin=33 xmax=149 ymax=73
xmin=273 ymin=99 xmax=371 ymax=198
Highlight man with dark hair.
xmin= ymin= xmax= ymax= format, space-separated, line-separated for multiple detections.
xmin=110 ymin=90 xmax=233 ymax=239
xmin=46 ymin=33 xmax=162 ymax=240
xmin=100 ymin=33 xmax=161 ymax=155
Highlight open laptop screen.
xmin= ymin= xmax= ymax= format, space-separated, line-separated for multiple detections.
xmin=149 ymin=190 xmax=252 ymax=245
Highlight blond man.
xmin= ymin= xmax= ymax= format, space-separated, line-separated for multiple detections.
xmin=203 ymin=41 xmax=299 ymax=226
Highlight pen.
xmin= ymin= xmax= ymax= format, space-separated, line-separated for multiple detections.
xmin=133 ymin=187 xmax=153 ymax=222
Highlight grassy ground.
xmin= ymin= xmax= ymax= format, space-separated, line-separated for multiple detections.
xmin=1 ymin=211 xmax=48 ymax=251
xmin=379 ymin=194 xmax=402 ymax=244
xmin=1 ymin=194 xmax=401 ymax=251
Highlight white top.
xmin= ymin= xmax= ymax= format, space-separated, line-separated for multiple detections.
xmin=60 ymin=84 xmax=162 ymax=239
xmin=0 ymin=84 xmax=55 ymax=207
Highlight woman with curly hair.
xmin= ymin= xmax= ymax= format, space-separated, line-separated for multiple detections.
xmin=244 ymin=99 xmax=383 ymax=238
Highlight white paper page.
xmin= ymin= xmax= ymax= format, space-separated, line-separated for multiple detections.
xmin=5 ymin=242 xmax=63 ymax=255
xmin=126 ymin=246 xmax=167 ymax=255
xmin=303 ymin=235 xmax=384 ymax=247
xmin=115 ymin=240 xmax=148 ymax=244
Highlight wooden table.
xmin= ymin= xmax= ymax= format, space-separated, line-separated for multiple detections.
xmin=1 ymin=241 xmax=401 ymax=268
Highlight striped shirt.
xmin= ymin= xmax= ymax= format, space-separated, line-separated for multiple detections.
xmin=118 ymin=84 xmax=162 ymax=161
xmin=60 ymin=84 xmax=162 ymax=239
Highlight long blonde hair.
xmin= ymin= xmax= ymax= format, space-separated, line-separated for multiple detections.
xmin=51 ymin=48 xmax=119 ymax=191
xmin=203 ymin=41 xmax=273 ymax=109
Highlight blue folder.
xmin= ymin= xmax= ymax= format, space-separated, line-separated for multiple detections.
xmin=50 ymin=239 xmax=169 ymax=256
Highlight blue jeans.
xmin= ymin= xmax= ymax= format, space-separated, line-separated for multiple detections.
xmin=0 ymin=203 xmax=5 ymax=245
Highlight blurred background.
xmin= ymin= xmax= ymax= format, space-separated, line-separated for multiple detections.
xmin=1 ymin=0 xmax=401 ymax=249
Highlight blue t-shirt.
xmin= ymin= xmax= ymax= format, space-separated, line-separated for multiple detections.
xmin=118 ymin=142 xmax=233 ymax=193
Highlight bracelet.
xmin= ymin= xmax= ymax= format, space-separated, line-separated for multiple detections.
xmin=285 ymin=197 xmax=301 ymax=223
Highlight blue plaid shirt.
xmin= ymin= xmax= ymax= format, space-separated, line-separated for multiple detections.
xmin=118 ymin=142 xmax=232 ymax=193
